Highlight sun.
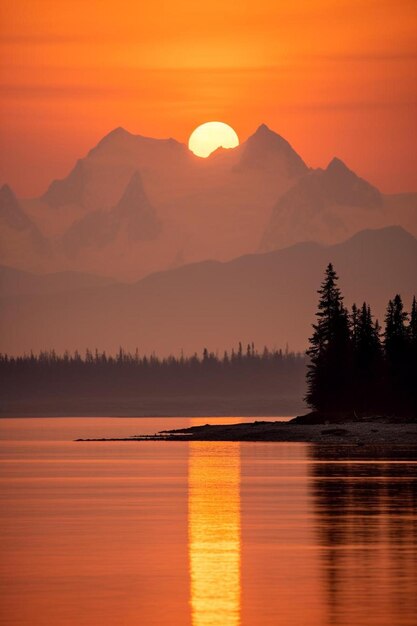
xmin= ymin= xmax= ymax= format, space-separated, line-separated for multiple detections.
xmin=188 ymin=121 xmax=239 ymax=158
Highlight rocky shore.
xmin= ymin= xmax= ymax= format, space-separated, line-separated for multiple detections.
xmin=76 ymin=414 xmax=417 ymax=455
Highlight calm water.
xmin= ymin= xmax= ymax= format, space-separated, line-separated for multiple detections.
xmin=0 ymin=417 xmax=416 ymax=626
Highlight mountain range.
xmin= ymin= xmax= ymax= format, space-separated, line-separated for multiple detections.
xmin=1 ymin=226 xmax=416 ymax=356
xmin=2 ymin=124 xmax=416 ymax=281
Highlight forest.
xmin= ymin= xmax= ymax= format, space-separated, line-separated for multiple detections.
xmin=0 ymin=344 xmax=306 ymax=409
xmin=306 ymin=264 xmax=416 ymax=417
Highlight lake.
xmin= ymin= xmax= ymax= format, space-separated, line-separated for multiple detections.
xmin=0 ymin=417 xmax=416 ymax=626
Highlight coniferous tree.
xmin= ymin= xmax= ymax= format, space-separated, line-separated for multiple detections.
xmin=384 ymin=295 xmax=409 ymax=413
xmin=409 ymin=296 xmax=417 ymax=350
xmin=353 ymin=303 xmax=383 ymax=414
xmin=306 ymin=263 xmax=352 ymax=414
xmin=384 ymin=295 xmax=408 ymax=353
xmin=407 ymin=296 xmax=417 ymax=416
xmin=351 ymin=303 xmax=359 ymax=349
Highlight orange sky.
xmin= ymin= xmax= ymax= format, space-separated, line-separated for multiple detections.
xmin=1 ymin=0 xmax=416 ymax=197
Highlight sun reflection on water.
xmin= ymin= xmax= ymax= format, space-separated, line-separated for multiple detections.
xmin=188 ymin=440 xmax=241 ymax=626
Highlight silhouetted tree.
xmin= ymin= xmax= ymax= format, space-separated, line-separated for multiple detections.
xmin=351 ymin=303 xmax=359 ymax=348
xmin=384 ymin=295 xmax=409 ymax=413
xmin=407 ymin=296 xmax=417 ymax=415
xmin=352 ymin=303 xmax=383 ymax=413
xmin=306 ymin=263 xmax=352 ymax=413
xmin=307 ymin=262 xmax=416 ymax=417
xmin=409 ymin=296 xmax=417 ymax=350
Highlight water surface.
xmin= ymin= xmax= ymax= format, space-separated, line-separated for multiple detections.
xmin=0 ymin=417 xmax=416 ymax=625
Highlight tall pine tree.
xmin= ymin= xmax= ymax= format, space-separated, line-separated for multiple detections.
xmin=384 ymin=295 xmax=409 ymax=413
xmin=306 ymin=263 xmax=352 ymax=414
xmin=409 ymin=296 xmax=417 ymax=351
xmin=352 ymin=302 xmax=383 ymax=414
xmin=407 ymin=296 xmax=417 ymax=416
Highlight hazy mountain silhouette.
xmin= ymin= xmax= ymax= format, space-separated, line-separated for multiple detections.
xmin=18 ymin=125 xmax=308 ymax=277
xmin=1 ymin=226 xmax=415 ymax=356
xmin=42 ymin=128 xmax=189 ymax=211
xmin=0 ymin=184 xmax=49 ymax=270
xmin=7 ymin=124 xmax=416 ymax=280
xmin=260 ymin=158 xmax=384 ymax=251
xmin=0 ymin=184 xmax=43 ymax=234
xmin=0 ymin=265 xmax=114 ymax=297
xmin=42 ymin=160 xmax=87 ymax=209
xmin=112 ymin=171 xmax=162 ymax=240
xmin=90 ymin=126 xmax=188 ymax=165
xmin=237 ymin=123 xmax=308 ymax=176
xmin=62 ymin=170 xmax=161 ymax=255
xmin=322 ymin=158 xmax=382 ymax=207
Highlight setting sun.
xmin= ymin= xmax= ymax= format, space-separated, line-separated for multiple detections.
xmin=188 ymin=122 xmax=239 ymax=158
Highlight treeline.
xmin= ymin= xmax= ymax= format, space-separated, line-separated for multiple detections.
xmin=307 ymin=264 xmax=417 ymax=417
xmin=0 ymin=344 xmax=306 ymax=399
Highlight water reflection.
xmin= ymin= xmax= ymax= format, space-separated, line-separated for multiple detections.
xmin=310 ymin=447 xmax=417 ymax=626
xmin=1 ymin=418 xmax=416 ymax=626
xmin=188 ymin=441 xmax=241 ymax=626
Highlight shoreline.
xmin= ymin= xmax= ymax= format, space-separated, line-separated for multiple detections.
xmin=76 ymin=416 xmax=417 ymax=454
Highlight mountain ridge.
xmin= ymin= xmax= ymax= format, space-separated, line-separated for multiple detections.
xmin=260 ymin=157 xmax=387 ymax=251
xmin=0 ymin=184 xmax=50 ymax=270
xmin=61 ymin=169 xmax=162 ymax=255
xmin=3 ymin=124 xmax=415 ymax=281
xmin=1 ymin=226 xmax=415 ymax=356
xmin=0 ymin=265 xmax=115 ymax=297
xmin=236 ymin=123 xmax=308 ymax=175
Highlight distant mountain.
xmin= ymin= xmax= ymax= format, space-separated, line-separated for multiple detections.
xmin=0 ymin=184 xmax=49 ymax=270
xmin=41 ymin=128 xmax=190 ymax=212
xmin=7 ymin=124 xmax=416 ymax=281
xmin=1 ymin=226 xmax=415 ymax=356
xmin=19 ymin=124 xmax=311 ymax=278
xmin=42 ymin=159 xmax=87 ymax=209
xmin=62 ymin=171 xmax=162 ymax=255
xmin=322 ymin=158 xmax=382 ymax=207
xmin=110 ymin=171 xmax=162 ymax=241
xmin=237 ymin=124 xmax=308 ymax=176
xmin=260 ymin=157 xmax=385 ymax=251
xmin=89 ymin=126 xmax=187 ymax=165
xmin=0 ymin=265 xmax=115 ymax=297
xmin=0 ymin=184 xmax=42 ymax=233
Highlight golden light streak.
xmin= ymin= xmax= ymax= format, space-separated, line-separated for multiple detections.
xmin=188 ymin=440 xmax=241 ymax=626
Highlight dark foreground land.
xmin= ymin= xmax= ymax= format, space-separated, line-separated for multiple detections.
xmin=77 ymin=414 xmax=417 ymax=456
